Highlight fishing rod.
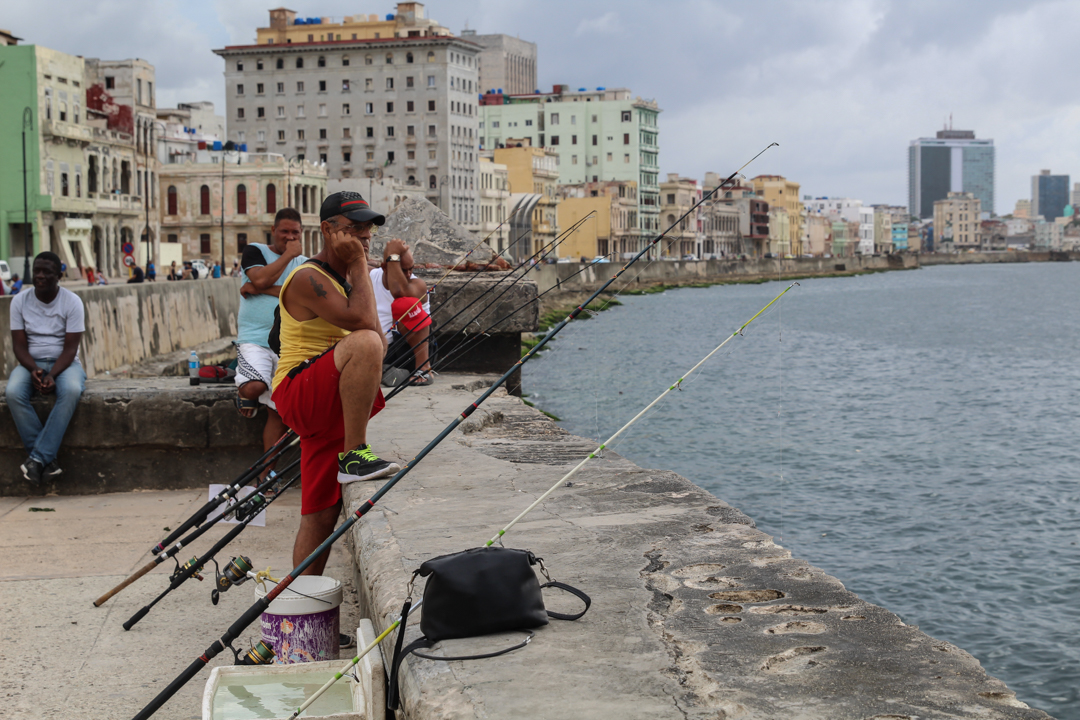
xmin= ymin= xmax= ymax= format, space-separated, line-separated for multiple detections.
xmin=123 ymin=467 xmax=301 ymax=631
xmin=94 ymin=436 xmax=300 ymax=608
xmin=129 ymin=141 xmax=777 ymax=720
xmin=488 ymin=280 xmax=798 ymax=547
xmin=380 ymin=213 xmax=586 ymax=368
xmin=381 ymin=213 xmax=596 ymax=395
xmin=287 ymin=600 xmax=423 ymax=719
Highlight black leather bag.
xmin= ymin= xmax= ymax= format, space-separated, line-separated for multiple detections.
xmin=387 ymin=546 xmax=590 ymax=710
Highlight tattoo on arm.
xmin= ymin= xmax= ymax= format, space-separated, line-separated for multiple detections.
xmin=308 ymin=275 xmax=328 ymax=298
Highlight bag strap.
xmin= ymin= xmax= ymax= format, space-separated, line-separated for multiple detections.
xmin=541 ymin=581 xmax=591 ymax=621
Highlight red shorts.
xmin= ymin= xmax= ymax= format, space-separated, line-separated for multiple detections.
xmin=271 ymin=348 xmax=385 ymax=515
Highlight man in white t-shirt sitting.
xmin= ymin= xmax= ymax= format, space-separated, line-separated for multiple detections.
xmin=369 ymin=238 xmax=434 ymax=387
xmin=6 ymin=251 xmax=86 ymax=486
xmin=235 ymin=208 xmax=307 ymax=455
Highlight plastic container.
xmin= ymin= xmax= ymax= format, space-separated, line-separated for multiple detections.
xmin=189 ymin=350 xmax=200 ymax=386
xmin=255 ymin=575 xmax=343 ymax=664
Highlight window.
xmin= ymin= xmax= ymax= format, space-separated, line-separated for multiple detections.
xmin=342 ymin=79 xmax=350 ymax=91
xmin=365 ymin=55 xmax=373 ymax=65
xmin=342 ymin=55 xmax=350 ymax=66
xmin=571 ymin=115 xmax=576 ymax=125
xmin=406 ymin=76 xmax=414 ymax=88
xmin=105 ymin=76 xmax=115 ymax=89
xmin=257 ymin=130 xmax=265 ymax=141
xmin=200 ymin=185 xmax=211 ymax=214
xmin=406 ymin=52 xmax=414 ymax=63
xmin=366 ymin=151 xmax=374 ymax=160
xmin=366 ymin=126 xmax=374 ymax=137
xmin=592 ymin=135 xmax=597 ymax=146
xmin=387 ymin=102 xmax=394 ymax=113
xmin=317 ymin=56 xmax=325 ymax=67
xmin=257 ymin=106 xmax=265 ymax=118
xmin=319 ymin=80 xmax=327 ymax=92
xmin=429 ymin=174 xmax=437 ymax=189
xmin=238 ymin=84 xmax=245 ymax=95
xmin=624 ymin=153 xmax=630 ymax=163
xmin=297 ymin=105 xmax=305 ymax=117
xmin=428 ymin=124 xmax=436 ymax=136
xmin=167 ymin=186 xmax=177 ymax=215
xmin=407 ymin=125 xmax=415 ymax=136
xmin=525 ymin=119 xmax=533 ymax=126
xmin=237 ymin=233 xmax=248 ymax=250
xmin=551 ymin=113 xmax=559 ymax=125
xmin=427 ymin=75 xmax=435 ymax=87
xmin=237 ymin=61 xmax=244 ymax=71
xmin=386 ymin=77 xmax=394 ymax=89
xmin=386 ymin=53 xmax=393 ymax=64
xmin=407 ymin=100 xmax=415 ymax=112
xmin=44 ymin=88 xmax=52 ymax=120
xmin=607 ymin=152 xmax=613 ymax=161
xmin=168 ymin=234 xmax=178 ymax=243
xmin=276 ymin=58 xmax=284 ymax=69
xmin=407 ymin=149 xmax=415 ymax=159
xmin=256 ymin=59 xmax=264 ymax=70
xmin=60 ymin=172 xmax=69 ymax=196
xmin=365 ymin=78 xmax=373 ymax=89
xmin=551 ymin=136 xmax=559 ymax=145
xmin=344 ymin=151 xmax=351 ymax=162
xmin=297 ymin=129 xmax=305 ymax=140
xmin=572 ymin=155 xmax=578 ymax=165
xmin=236 ymin=184 xmax=248 ymax=214
xmin=237 ymin=108 xmax=245 ymax=119
xmin=277 ymin=106 xmax=285 ymax=117
xmin=296 ymin=58 xmax=303 ymax=69
xmin=277 ymin=130 xmax=285 ymax=140
xmin=343 ymin=127 xmax=351 ymax=138
xmin=266 ymin=183 xmax=276 ymax=214
xmin=623 ymin=133 xmax=630 ymax=144
xmin=429 ymin=149 xmax=436 ymax=159
xmin=428 ymin=100 xmax=436 ymax=111
xmin=319 ymin=128 xmax=327 ymax=139
xmin=622 ymin=111 xmax=631 ymax=122
xmin=256 ymin=83 xmax=264 ymax=94
xmin=427 ymin=51 xmax=435 ymax=62
xmin=571 ymin=135 xmax=577 ymax=144
xmin=320 ymin=153 xmax=327 ymax=163
xmin=387 ymin=126 xmax=395 ymax=137
xmin=200 ymin=234 xmax=211 ymax=254
xmin=342 ymin=103 xmax=350 ymax=115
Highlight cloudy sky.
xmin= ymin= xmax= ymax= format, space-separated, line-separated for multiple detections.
xmin=9 ymin=0 xmax=1080 ymax=214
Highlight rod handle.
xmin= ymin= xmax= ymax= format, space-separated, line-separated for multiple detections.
xmin=123 ymin=605 xmax=151 ymax=631
xmin=94 ymin=559 xmax=157 ymax=607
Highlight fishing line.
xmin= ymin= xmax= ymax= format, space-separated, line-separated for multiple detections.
xmin=128 ymin=142 xmax=777 ymax=720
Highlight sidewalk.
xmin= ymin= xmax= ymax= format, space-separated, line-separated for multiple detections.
xmin=0 ymin=486 xmax=360 ymax=719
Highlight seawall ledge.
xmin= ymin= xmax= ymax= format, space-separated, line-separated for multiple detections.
xmin=348 ymin=379 xmax=1048 ymax=719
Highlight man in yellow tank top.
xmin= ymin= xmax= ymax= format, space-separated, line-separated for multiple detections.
xmin=271 ymin=191 xmax=400 ymax=576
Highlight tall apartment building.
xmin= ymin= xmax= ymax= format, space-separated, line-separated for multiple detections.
xmin=215 ymin=4 xmax=481 ymax=227
xmin=1031 ymin=169 xmax=1069 ymax=222
xmin=0 ymin=41 xmax=161 ymax=278
xmin=460 ymin=30 xmax=536 ymax=95
xmin=909 ymin=128 xmax=994 ymax=219
xmin=933 ymin=191 xmax=983 ymax=251
xmin=751 ymin=175 xmax=802 ymax=256
xmin=479 ymin=85 xmax=661 ymax=252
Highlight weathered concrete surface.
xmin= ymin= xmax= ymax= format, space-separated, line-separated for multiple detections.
xmin=0 ymin=377 xmax=262 ymax=496
xmin=0 ymin=487 xmax=362 ymax=720
xmin=919 ymin=250 xmax=1071 ymax=265
xmin=0 ymin=279 xmax=243 ymax=379
xmin=376 ymin=197 xmax=500 ymax=266
xmin=347 ymin=379 xmax=1050 ymax=720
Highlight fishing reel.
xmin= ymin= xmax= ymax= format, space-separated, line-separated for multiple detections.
xmin=171 ymin=556 xmax=204 ymax=582
xmin=230 ymin=639 xmax=276 ymax=666
xmin=210 ymin=555 xmax=253 ymax=605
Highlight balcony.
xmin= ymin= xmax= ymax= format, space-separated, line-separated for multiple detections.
xmin=43 ymin=119 xmax=93 ymax=145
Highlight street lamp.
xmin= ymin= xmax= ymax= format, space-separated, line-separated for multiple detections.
xmin=215 ymin=141 xmax=239 ymax=273
xmin=143 ymin=119 xmax=167 ymax=275
xmin=21 ymin=107 xmax=33 ymax=284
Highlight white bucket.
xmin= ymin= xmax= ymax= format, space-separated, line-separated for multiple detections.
xmin=255 ymin=575 xmax=343 ymax=664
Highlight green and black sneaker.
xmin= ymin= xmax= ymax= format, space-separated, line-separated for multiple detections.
xmin=337 ymin=444 xmax=401 ymax=485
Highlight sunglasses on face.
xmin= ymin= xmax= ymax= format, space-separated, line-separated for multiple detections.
xmin=336 ymin=220 xmax=376 ymax=235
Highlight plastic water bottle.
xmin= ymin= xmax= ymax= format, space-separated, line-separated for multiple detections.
xmin=189 ymin=350 xmax=200 ymax=386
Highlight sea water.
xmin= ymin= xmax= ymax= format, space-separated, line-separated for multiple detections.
xmin=212 ymin=672 xmax=354 ymax=719
xmin=524 ymin=262 xmax=1080 ymax=719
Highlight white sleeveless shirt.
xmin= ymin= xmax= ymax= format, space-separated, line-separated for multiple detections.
xmin=369 ymin=267 xmax=431 ymax=339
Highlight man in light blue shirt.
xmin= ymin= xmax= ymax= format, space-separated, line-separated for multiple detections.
xmin=235 ymin=208 xmax=307 ymax=453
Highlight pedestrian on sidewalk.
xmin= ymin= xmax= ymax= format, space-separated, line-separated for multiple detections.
xmin=6 ymin=251 xmax=86 ymax=486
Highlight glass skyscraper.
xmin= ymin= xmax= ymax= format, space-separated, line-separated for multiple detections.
xmin=908 ymin=130 xmax=995 ymax=219
xmin=1032 ymin=170 xmax=1070 ymax=222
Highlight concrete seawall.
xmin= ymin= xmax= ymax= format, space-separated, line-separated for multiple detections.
xmin=346 ymin=379 xmax=1048 ymax=719
xmin=0 ymin=279 xmax=243 ymax=379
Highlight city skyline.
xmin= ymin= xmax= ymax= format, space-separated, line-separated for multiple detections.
xmin=6 ymin=0 xmax=1080 ymax=216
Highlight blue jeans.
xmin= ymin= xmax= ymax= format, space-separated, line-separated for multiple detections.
xmin=6 ymin=358 xmax=86 ymax=465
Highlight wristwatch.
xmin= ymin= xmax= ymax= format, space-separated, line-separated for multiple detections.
xmin=387 ymin=254 xmax=401 ymax=262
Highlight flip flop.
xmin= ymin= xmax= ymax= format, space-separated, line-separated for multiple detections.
xmin=409 ymin=371 xmax=434 ymax=387
xmin=235 ymin=396 xmax=260 ymax=419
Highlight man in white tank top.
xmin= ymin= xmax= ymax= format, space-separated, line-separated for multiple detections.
xmin=369 ymin=238 xmax=434 ymax=386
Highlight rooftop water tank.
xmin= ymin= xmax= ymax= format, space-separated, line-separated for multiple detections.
xmin=240 ymin=143 xmax=248 ymax=152
xmin=294 ymin=18 xmax=305 ymax=24
xmin=386 ymin=13 xmax=395 ymax=20
xmin=597 ymin=87 xmax=605 ymax=91
xmin=312 ymin=17 xmax=322 ymax=24
xmin=578 ymin=88 xmax=587 ymax=92
xmin=497 ymin=88 xmax=503 ymax=94
xmin=212 ymin=140 xmax=222 ymax=151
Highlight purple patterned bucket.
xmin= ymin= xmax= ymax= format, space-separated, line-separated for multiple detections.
xmin=255 ymin=575 xmax=342 ymax=664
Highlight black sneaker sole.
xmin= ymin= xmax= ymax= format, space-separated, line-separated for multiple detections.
xmin=336 ymin=461 xmax=401 ymax=484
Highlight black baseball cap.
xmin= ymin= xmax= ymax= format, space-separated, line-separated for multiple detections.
xmin=320 ymin=191 xmax=386 ymax=225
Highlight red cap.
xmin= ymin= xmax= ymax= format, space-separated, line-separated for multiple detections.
xmin=391 ymin=297 xmax=431 ymax=332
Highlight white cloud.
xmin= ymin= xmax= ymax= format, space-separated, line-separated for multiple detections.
xmin=575 ymin=11 xmax=622 ymax=36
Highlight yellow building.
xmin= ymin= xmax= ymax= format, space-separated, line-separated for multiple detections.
xmin=258 ymin=3 xmax=450 ymax=45
xmin=933 ymin=191 xmax=982 ymax=251
xmin=752 ymin=174 xmax=803 ymax=256
xmin=493 ymin=143 xmax=558 ymax=259
xmin=557 ymin=181 xmax=639 ymax=260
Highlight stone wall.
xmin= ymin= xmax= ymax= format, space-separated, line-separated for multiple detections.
xmin=0 ymin=279 xmax=242 ymax=379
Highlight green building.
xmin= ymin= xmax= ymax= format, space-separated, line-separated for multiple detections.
xmin=479 ymin=85 xmax=660 ymax=255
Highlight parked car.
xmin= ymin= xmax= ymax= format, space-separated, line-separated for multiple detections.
xmin=681 ymin=254 xmax=698 ymax=261
xmin=590 ymin=255 xmax=610 ymax=264
xmin=0 ymin=260 xmax=11 ymax=283
xmin=184 ymin=259 xmax=209 ymax=279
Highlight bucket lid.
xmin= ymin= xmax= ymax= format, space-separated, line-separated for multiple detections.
xmin=255 ymin=575 xmax=343 ymax=615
